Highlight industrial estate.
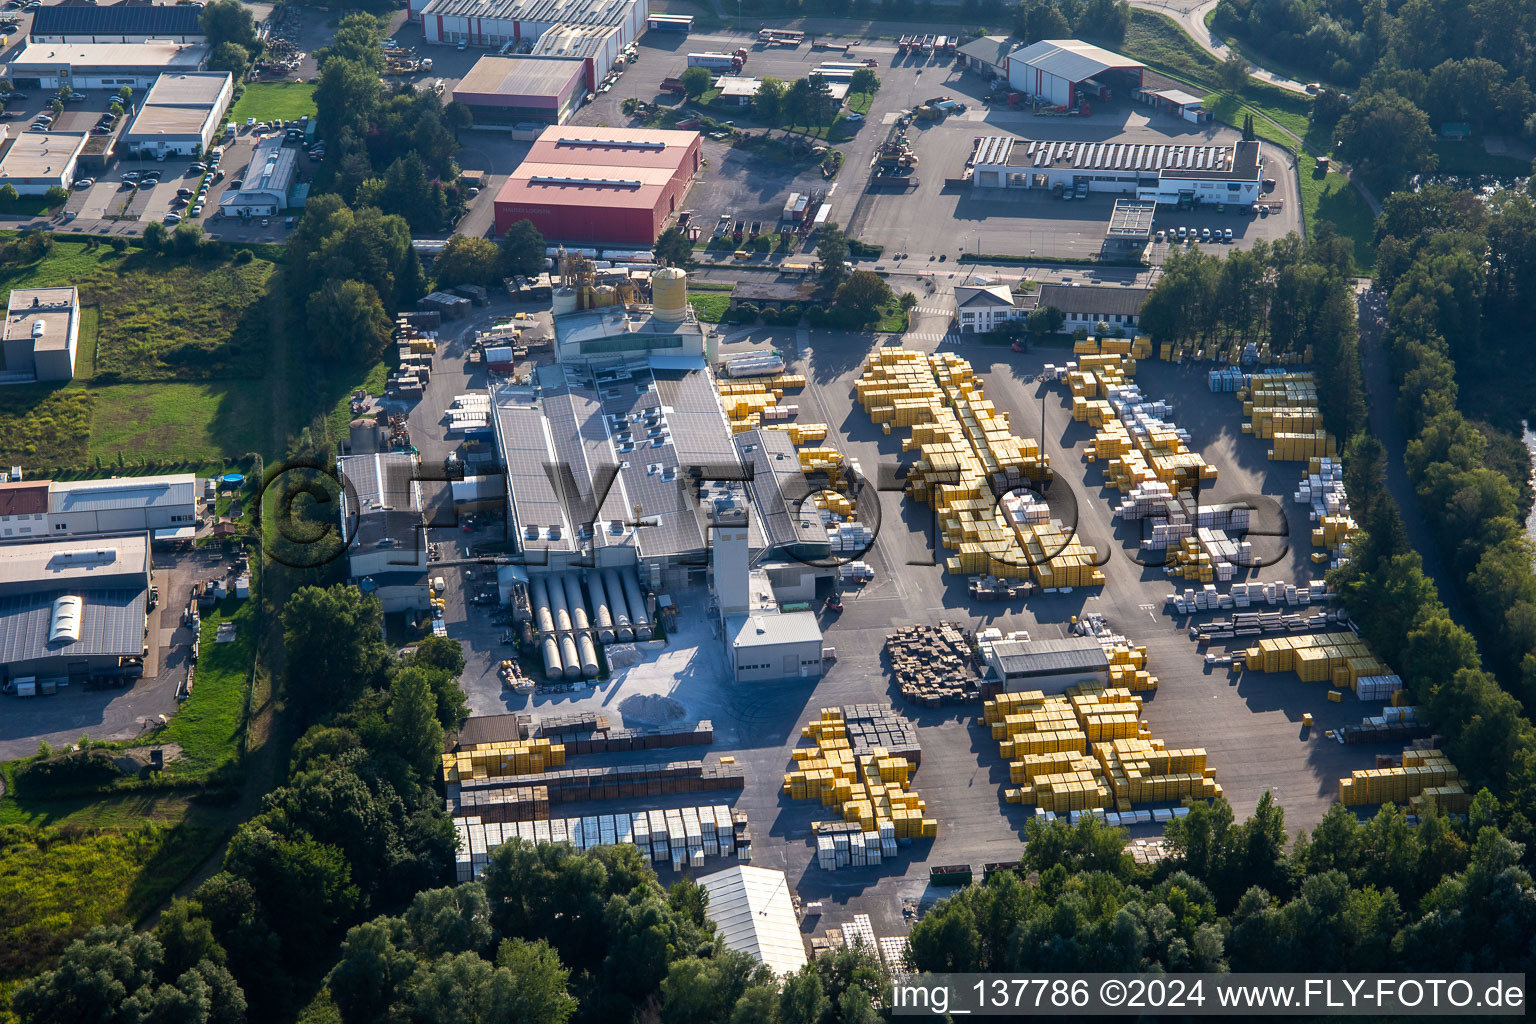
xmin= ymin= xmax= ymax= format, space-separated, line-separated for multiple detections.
xmin=2 ymin=0 xmax=1535 ymax=1019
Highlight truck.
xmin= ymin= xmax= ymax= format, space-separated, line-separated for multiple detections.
xmin=968 ymin=575 xmax=1023 ymax=601
xmin=757 ymin=28 xmax=803 ymax=46
xmin=687 ymin=50 xmax=746 ymax=71
xmin=659 ymin=76 xmax=686 ymax=94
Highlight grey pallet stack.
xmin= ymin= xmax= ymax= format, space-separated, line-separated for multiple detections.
xmin=840 ymin=703 xmax=922 ymax=766
xmin=884 ymin=622 xmax=980 ymax=707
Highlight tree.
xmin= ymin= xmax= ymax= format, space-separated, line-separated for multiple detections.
xmin=410 ymin=635 xmax=466 ymax=678
xmin=753 ymin=76 xmax=785 ymax=124
xmin=1336 ymin=90 xmax=1436 ymax=187
xmin=172 ymin=221 xmax=205 ymax=255
xmin=499 ymin=218 xmax=546 ymax=278
xmin=279 ymin=586 xmax=388 ymax=714
xmin=201 ymin=0 xmax=257 ymax=51
xmin=833 ymin=270 xmax=893 ymax=321
xmin=404 ymin=886 xmax=494 ymax=958
xmin=142 ymin=220 xmax=169 ymax=252
xmin=156 ymin=900 xmax=225 ymax=980
xmin=1026 ymin=304 xmax=1064 ymax=335
xmin=680 ymin=65 xmax=711 ymax=99
xmin=315 ymin=56 xmax=382 ymax=144
xmin=654 ymin=226 xmax=693 ymax=268
xmin=1242 ymin=112 xmax=1256 ymax=142
xmin=321 ymin=13 xmax=385 ymax=72
xmin=495 ymin=938 xmax=577 ymax=1024
xmin=307 ymin=279 xmax=392 ymax=364
xmin=1219 ymin=51 xmax=1250 ymax=93
xmin=49 ymin=98 xmax=62 ymax=116
xmin=816 ymin=222 xmax=848 ymax=288
xmin=388 ymin=667 xmax=444 ymax=781
xmin=208 ymin=42 xmax=251 ymax=78
xmin=805 ymin=74 xmax=837 ymax=126
xmin=435 ymin=235 xmax=504 ymax=289
xmin=0 ymin=184 xmax=17 ymax=210
xmin=327 ymin=918 xmax=419 ymax=1024
xmin=848 ymin=67 xmax=880 ymax=95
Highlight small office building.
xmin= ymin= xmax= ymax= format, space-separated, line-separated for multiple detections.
xmin=2 ymin=286 xmax=79 ymax=382
xmin=123 ymin=72 xmax=233 ymax=157
xmin=955 ymin=283 xmax=1021 ymax=334
xmin=0 ymin=131 xmax=88 ymax=196
xmin=7 ymin=40 xmax=209 ymax=90
xmin=218 ymin=135 xmax=294 ymax=218
xmin=453 ymin=55 xmax=587 ymax=126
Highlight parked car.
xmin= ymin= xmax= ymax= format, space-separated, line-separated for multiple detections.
xmin=260 ymin=217 xmax=270 ymax=226
xmin=191 ymin=203 xmax=203 ymax=216
xmin=122 ymin=170 xmax=141 ymax=181
xmin=27 ymin=124 xmax=48 ymax=132
xmin=176 ymin=187 xmax=194 ymax=197
xmin=230 ymin=178 xmax=243 ymax=190
xmin=164 ymin=212 xmax=182 ymax=224
xmin=72 ymin=177 xmax=93 ymax=188
xmin=66 ymin=92 xmax=87 ymax=102
xmin=1176 ymin=226 xmax=1187 ymax=239
xmin=188 ymin=162 xmax=206 ymax=174
xmin=1200 ymin=227 xmax=1211 ymax=242
xmin=1223 ymin=228 xmax=1234 ymax=242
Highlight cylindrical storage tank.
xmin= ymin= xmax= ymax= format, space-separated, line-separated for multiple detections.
xmin=652 ymin=266 xmax=688 ymax=322
xmin=548 ymin=575 xmax=573 ymax=634
xmin=577 ymin=632 xmax=600 ymax=679
xmin=540 ymin=634 xmax=563 ymax=681
xmin=530 ymin=577 xmax=556 ymax=636
xmin=586 ymin=571 xmax=615 ymax=643
xmin=562 ymin=575 xmax=591 ymax=632
xmin=604 ymin=568 xmax=634 ymax=641
xmin=591 ymin=284 xmax=618 ymax=308
xmin=623 ymin=567 xmax=652 ymax=640
xmin=552 ymin=287 xmax=580 ymax=315
xmin=559 ymin=633 xmax=581 ymax=680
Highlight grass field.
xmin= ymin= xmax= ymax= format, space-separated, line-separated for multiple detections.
xmin=228 ymin=82 xmax=317 ymax=124
xmin=85 ymin=381 xmax=266 ymax=467
xmin=150 ymin=596 xmax=259 ymax=778
xmin=690 ymin=292 xmax=731 ymax=322
xmin=1298 ymin=152 xmax=1377 ymax=270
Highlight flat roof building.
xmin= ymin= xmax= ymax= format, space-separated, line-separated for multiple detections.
xmin=1007 ymin=38 xmax=1145 ymax=107
xmin=0 ymin=131 xmax=87 ymax=196
xmin=2 ymin=286 xmax=79 ymax=383
xmin=493 ymin=125 xmax=701 ymax=244
xmin=336 ymin=452 xmax=428 ymax=606
xmin=0 ymin=533 xmax=150 ymax=682
xmin=8 ymin=40 xmax=209 ymax=90
xmin=969 ymin=134 xmax=1263 ymax=206
xmin=454 ymin=55 xmax=587 ymax=126
xmin=1104 ymin=198 xmax=1156 ymax=258
xmin=411 ymin=0 xmax=648 ymax=86
xmin=218 ymin=135 xmax=295 ymax=218
xmin=1135 ymin=86 xmax=1210 ymax=123
xmin=552 ymin=305 xmax=706 ymax=362
xmin=48 ymin=473 xmax=198 ymax=538
xmin=984 ymin=636 xmax=1110 ymax=693
xmin=29 ymin=4 xmax=205 ymax=44
xmin=123 ymin=71 xmax=233 ymax=157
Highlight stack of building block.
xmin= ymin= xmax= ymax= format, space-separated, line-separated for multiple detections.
xmin=716 ymin=374 xmax=807 ymax=433
xmin=1241 ymin=372 xmax=1338 ymax=461
xmin=765 ymin=422 xmax=828 ymax=445
xmin=1339 ymin=748 xmax=1467 ymax=812
xmin=442 ymin=738 xmax=567 ymax=782
xmin=1242 ymin=632 xmax=1390 ymax=689
xmin=784 ymin=708 xmax=936 ymax=841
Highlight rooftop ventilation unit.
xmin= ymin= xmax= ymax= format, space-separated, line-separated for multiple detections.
xmin=48 ymin=595 xmax=82 ymax=645
xmin=528 ymin=175 xmax=642 ymax=190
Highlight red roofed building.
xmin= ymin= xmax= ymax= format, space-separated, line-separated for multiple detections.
xmin=0 ymin=480 xmax=50 ymax=540
xmin=493 ymin=126 xmax=701 ymax=245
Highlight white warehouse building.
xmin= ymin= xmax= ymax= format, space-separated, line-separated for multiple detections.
xmin=408 ymin=0 xmax=649 ymax=89
xmin=1007 ymin=38 xmax=1145 ymax=107
xmin=970 ymin=135 xmax=1263 ymax=206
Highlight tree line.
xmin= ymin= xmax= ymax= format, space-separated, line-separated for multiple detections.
xmin=909 ymin=798 xmax=1536 ymax=974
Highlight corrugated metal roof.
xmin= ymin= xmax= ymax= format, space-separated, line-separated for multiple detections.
xmin=990 ymin=636 xmax=1109 ymax=676
xmin=32 ymin=4 xmax=204 ymax=39
xmin=1037 ymin=283 xmax=1151 ymax=318
xmin=418 ymin=0 xmax=638 ymax=27
xmin=49 ymin=474 xmax=196 ymax=514
xmin=0 ymin=481 xmax=49 ymax=517
xmin=958 ymin=34 xmax=1017 ymax=67
xmin=1009 ymin=38 xmax=1145 ymax=84
xmin=728 ymin=609 xmax=822 ymax=650
xmin=455 ymin=54 xmax=585 ymax=99
xmin=697 ymin=866 xmax=809 ymax=976
xmin=0 ymin=588 xmax=147 ymax=667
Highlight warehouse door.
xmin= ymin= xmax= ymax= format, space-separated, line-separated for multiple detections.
xmin=783 ymin=654 xmax=797 ymax=675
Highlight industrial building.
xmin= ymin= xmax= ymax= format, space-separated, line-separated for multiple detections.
xmin=218 ymin=135 xmax=295 ymax=218
xmin=123 ymin=72 xmax=233 ymax=158
xmin=957 ymin=34 xmax=1016 ymax=79
xmin=0 ymin=131 xmax=88 ymax=196
xmin=1032 ymin=282 xmax=1151 ymax=330
xmin=1102 ymin=198 xmax=1156 ymax=258
xmin=47 ymin=474 xmax=198 ymax=539
xmin=492 ymin=125 xmax=701 ymax=244
xmin=697 ymin=866 xmax=808 ymax=976
xmin=28 ymin=4 xmax=206 ymax=44
xmin=410 ymin=0 xmax=647 ymax=86
xmin=336 ymin=451 xmax=429 ymax=611
xmin=955 ymin=283 xmax=1021 ymax=334
xmin=1006 ymin=38 xmax=1145 ymax=107
xmin=0 ymin=480 xmax=49 ymax=540
xmin=453 ymin=55 xmax=587 ymax=126
xmin=6 ymin=40 xmax=208 ymax=90
xmin=969 ymin=134 xmax=1263 ymax=205
xmin=0 ymin=532 xmax=150 ymax=685
xmin=1135 ymin=86 xmax=1210 ymax=123
xmin=2 ymin=286 xmax=80 ymax=382
xmin=983 ymin=636 xmax=1110 ymax=693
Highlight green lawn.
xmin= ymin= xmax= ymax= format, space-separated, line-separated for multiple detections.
xmin=1298 ymin=152 xmax=1377 ymax=271
xmin=150 ymin=595 xmax=258 ymax=779
xmin=875 ymin=305 xmax=909 ymax=334
xmin=690 ymin=292 xmax=731 ymax=323
xmin=846 ymin=91 xmax=873 ymax=115
xmin=324 ymin=359 xmax=390 ymax=445
xmin=228 ymin=82 xmax=317 ymax=124
xmin=84 ymin=381 xmax=265 ymax=467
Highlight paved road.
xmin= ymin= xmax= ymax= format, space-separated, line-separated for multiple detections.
xmin=1129 ymin=0 xmax=1312 ymax=96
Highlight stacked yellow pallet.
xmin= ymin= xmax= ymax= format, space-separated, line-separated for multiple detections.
xmin=1106 ymin=643 xmax=1159 ymax=691
xmin=985 ymin=687 xmax=1219 ymax=812
xmin=716 ymin=372 xmax=807 ymax=432
xmin=1339 ymin=749 xmax=1466 ymax=810
xmin=441 ymin=738 xmax=567 ymax=782
xmin=1242 ymin=632 xmax=1390 ymax=688
xmin=1242 ymin=373 xmax=1339 ymax=462
xmin=1064 ymin=351 xmax=1215 ymax=493
xmin=783 ymin=709 xmax=936 ymax=839
xmin=1167 ymin=537 xmax=1217 ymax=581
xmin=813 ymin=491 xmax=854 ymax=517
xmin=765 ymin=422 xmax=829 ymax=445
xmin=798 ymin=448 xmax=844 ymax=474
xmin=1312 ymin=515 xmax=1356 ymax=548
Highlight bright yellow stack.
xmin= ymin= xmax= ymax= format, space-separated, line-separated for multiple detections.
xmin=1243 ymin=632 xmax=1390 ymax=688
xmin=765 ymin=422 xmax=828 ymax=445
xmin=783 ymin=709 xmax=936 ymax=839
xmin=1242 ymin=373 xmax=1339 ymax=462
xmin=1167 ymin=537 xmax=1216 ymax=581
xmin=1095 ymin=737 xmax=1220 ymax=810
xmin=1064 ymin=352 xmax=1215 ymax=492
xmin=1312 ymin=515 xmax=1356 ymax=548
xmin=1340 ymin=749 xmax=1467 ymax=811
xmin=798 ymin=448 xmax=844 ymax=474
xmin=716 ymin=373 xmax=808 ymax=432
xmin=441 ymin=738 xmax=567 ymax=782
xmin=1106 ymin=643 xmax=1158 ymax=691
xmin=813 ymin=491 xmax=854 ymax=516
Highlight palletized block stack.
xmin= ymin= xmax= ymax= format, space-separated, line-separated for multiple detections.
xmin=1241 ymin=372 xmax=1338 ymax=461
xmin=1295 ymin=457 xmax=1353 ymax=567
xmin=1339 ymin=748 xmax=1467 ymax=813
xmin=855 ymin=350 xmax=1095 ymax=588
xmin=1241 ymin=632 xmax=1390 ymax=689
xmin=985 ymin=686 xmax=1218 ymax=814
xmin=884 ymin=623 xmax=980 ymax=705
xmin=786 ymin=708 xmax=936 ymax=863
xmin=442 ymin=738 xmax=567 ymax=782
xmin=764 ymin=421 xmax=828 ymax=445
xmin=716 ymin=373 xmax=808 ymax=433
